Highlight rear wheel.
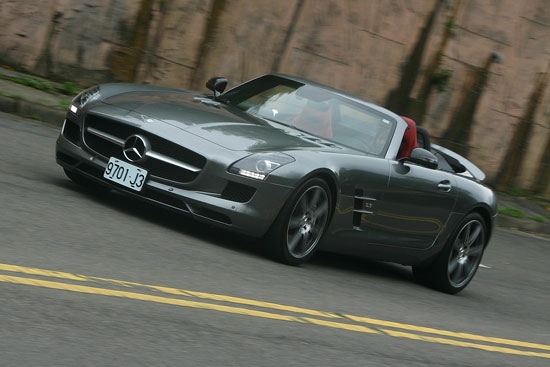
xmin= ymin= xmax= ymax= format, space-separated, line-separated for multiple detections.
xmin=413 ymin=212 xmax=487 ymax=294
xmin=268 ymin=178 xmax=331 ymax=265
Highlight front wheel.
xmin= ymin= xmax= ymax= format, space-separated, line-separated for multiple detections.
xmin=267 ymin=178 xmax=331 ymax=266
xmin=413 ymin=212 xmax=487 ymax=294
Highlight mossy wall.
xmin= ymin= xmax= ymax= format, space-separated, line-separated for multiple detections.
xmin=1 ymin=0 xmax=549 ymax=194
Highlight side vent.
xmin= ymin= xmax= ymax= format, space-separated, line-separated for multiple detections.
xmin=353 ymin=189 xmax=376 ymax=229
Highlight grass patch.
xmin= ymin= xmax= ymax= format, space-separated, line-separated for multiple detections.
xmin=0 ymin=91 xmax=23 ymax=99
xmin=0 ymin=73 xmax=80 ymax=96
xmin=21 ymin=76 xmax=55 ymax=92
xmin=498 ymin=207 xmax=525 ymax=218
xmin=59 ymin=99 xmax=72 ymax=109
xmin=530 ymin=215 xmax=547 ymax=223
xmin=59 ymin=81 xmax=80 ymax=96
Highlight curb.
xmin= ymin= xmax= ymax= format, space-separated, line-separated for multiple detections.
xmin=0 ymin=94 xmax=65 ymax=127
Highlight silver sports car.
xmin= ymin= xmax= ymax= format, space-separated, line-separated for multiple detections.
xmin=56 ymin=74 xmax=497 ymax=294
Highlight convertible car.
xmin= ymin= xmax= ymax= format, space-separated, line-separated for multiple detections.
xmin=56 ymin=73 xmax=497 ymax=294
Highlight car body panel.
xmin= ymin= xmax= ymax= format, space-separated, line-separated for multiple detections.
xmin=56 ymin=73 xmax=497 ymax=269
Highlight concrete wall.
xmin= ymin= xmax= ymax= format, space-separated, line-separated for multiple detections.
xmin=1 ymin=0 xmax=549 ymax=193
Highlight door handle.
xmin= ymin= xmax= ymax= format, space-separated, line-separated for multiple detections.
xmin=438 ymin=180 xmax=452 ymax=192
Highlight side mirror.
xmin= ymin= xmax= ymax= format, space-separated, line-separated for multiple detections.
xmin=400 ymin=148 xmax=438 ymax=169
xmin=206 ymin=77 xmax=228 ymax=97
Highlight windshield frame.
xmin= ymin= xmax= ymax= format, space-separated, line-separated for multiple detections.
xmin=219 ymin=75 xmax=398 ymax=157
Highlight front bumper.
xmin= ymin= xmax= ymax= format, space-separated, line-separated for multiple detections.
xmin=56 ymin=132 xmax=294 ymax=237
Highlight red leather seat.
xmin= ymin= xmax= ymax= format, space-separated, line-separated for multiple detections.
xmin=398 ymin=116 xmax=418 ymax=158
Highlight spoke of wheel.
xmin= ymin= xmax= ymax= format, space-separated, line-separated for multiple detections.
xmin=451 ymin=262 xmax=466 ymax=283
xmin=299 ymin=196 xmax=308 ymax=214
xmin=287 ymin=230 xmax=302 ymax=252
xmin=309 ymin=188 xmax=321 ymax=208
xmin=448 ymin=256 xmax=459 ymax=275
xmin=300 ymin=231 xmax=311 ymax=250
xmin=289 ymin=215 xmax=303 ymax=230
xmin=463 ymin=259 xmax=475 ymax=277
xmin=452 ymin=241 xmax=462 ymax=256
xmin=465 ymin=223 xmax=481 ymax=248
xmin=468 ymin=245 xmax=484 ymax=257
xmin=463 ymin=224 xmax=472 ymax=246
xmin=312 ymin=201 xmax=328 ymax=219
xmin=310 ymin=225 xmax=321 ymax=240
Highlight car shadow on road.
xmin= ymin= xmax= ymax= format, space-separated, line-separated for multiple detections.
xmin=55 ymin=178 xmax=265 ymax=254
xmin=56 ymin=177 xmax=420 ymax=288
xmin=311 ymin=251 xmax=415 ymax=282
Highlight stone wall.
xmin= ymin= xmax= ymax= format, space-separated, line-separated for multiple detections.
xmin=1 ymin=0 xmax=549 ymax=194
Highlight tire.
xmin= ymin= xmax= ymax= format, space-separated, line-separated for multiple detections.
xmin=64 ymin=168 xmax=110 ymax=193
xmin=413 ymin=212 xmax=487 ymax=294
xmin=268 ymin=178 xmax=332 ymax=266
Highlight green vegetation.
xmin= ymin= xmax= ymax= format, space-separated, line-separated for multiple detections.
xmin=446 ymin=20 xmax=455 ymax=32
xmin=498 ymin=207 xmax=525 ymax=218
xmin=431 ymin=69 xmax=453 ymax=92
xmin=0 ymin=73 xmax=79 ymax=96
xmin=60 ymin=81 xmax=80 ymax=96
xmin=0 ymin=91 xmax=23 ymax=99
xmin=59 ymin=99 xmax=72 ymax=109
xmin=530 ymin=215 xmax=547 ymax=223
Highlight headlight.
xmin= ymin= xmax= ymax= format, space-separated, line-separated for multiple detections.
xmin=229 ymin=153 xmax=295 ymax=180
xmin=70 ymin=85 xmax=100 ymax=113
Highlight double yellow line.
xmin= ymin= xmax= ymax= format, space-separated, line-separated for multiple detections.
xmin=1 ymin=262 xmax=548 ymax=359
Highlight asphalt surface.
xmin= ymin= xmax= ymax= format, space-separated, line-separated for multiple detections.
xmin=1 ymin=112 xmax=549 ymax=366
xmin=1 ymin=66 xmax=548 ymax=237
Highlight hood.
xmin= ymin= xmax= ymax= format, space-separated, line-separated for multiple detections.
xmin=102 ymin=90 xmax=343 ymax=152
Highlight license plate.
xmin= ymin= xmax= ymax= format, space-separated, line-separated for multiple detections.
xmin=104 ymin=157 xmax=148 ymax=192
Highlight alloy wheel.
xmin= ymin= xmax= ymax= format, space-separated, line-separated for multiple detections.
xmin=285 ymin=185 xmax=329 ymax=259
xmin=447 ymin=219 xmax=485 ymax=288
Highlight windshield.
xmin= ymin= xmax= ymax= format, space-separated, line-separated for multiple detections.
xmin=220 ymin=75 xmax=397 ymax=156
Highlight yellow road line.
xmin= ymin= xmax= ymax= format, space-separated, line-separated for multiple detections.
xmin=1 ymin=263 xmax=549 ymax=358
xmin=346 ymin=315 xmax=550 ymax=351
xmin=382 ymin=329 xmax=550 ymax=359
xmin=0 ymin=274 xmax=307 ymax=323
xmin=0 ymin=263 xmax=87 ymax=281
xmin=0 ymin=263 xmax=340 ymax=319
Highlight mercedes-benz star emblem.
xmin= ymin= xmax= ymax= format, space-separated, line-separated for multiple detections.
xmin=123 ymin=135 xmax=149 ymax=162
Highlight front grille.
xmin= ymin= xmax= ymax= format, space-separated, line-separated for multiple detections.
xmin=85 ymin=132 xmax=123 ymax=160
xmin=83 ymin=114 xmax=206 ymax=184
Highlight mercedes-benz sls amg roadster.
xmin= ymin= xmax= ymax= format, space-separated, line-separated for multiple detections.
xmin=56 ymin=73 xmax=497 ymax=293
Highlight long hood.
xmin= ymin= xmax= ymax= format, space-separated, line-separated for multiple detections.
xmin=101 ymin=89 xmax=341 ymax=152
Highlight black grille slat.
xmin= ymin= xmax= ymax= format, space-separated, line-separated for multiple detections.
xmin=85 ymin=133 xmax=124 ymax=160
xmin=221 ymin=181 xmax=256 ymax=203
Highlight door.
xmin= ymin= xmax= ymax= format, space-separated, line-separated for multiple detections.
xmin=365 ymin=162 xmax=458 ymax=249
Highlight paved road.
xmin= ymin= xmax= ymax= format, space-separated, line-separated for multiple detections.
xmin=1 ymin=112 xmax=549 ymax=366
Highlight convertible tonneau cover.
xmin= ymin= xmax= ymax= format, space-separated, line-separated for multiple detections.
xmin=432 ymin=143 xmax=486 ymax=181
